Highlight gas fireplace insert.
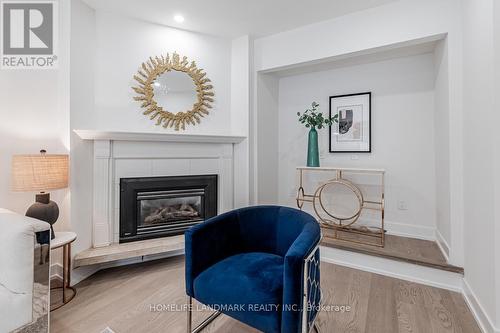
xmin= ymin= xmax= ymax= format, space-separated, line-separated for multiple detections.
xmin=119 ymin=175 xmax=217 ymax=243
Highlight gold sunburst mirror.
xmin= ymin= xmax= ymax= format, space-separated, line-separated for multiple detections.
xmin=132 ymin=53 xmax=214 ymax=131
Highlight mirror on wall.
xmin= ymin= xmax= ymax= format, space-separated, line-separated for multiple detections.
xmin=132 ymin=52 xmax=214 ymax=131
xmin=152 ymin=70 xmax=198 ymax=114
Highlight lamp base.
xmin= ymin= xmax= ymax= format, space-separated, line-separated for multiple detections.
xmin=26 ymin=192 xmax=59 ymax=240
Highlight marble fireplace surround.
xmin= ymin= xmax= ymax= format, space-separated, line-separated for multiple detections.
xmin=74 ymin=130 xmax=246 ymax=249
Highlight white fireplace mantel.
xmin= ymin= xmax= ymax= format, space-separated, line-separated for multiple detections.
xmin=74 ymin=129 xmax=246 ymax=144
xmin=74 ymin=129 xmax=247 ymax=248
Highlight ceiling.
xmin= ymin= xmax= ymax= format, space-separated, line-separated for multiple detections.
xmin=81 ymin=0 xmax=399 ymax=38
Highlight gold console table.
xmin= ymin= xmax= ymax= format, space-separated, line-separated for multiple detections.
xmin=296 ymin=166 xmax=385 ymax=247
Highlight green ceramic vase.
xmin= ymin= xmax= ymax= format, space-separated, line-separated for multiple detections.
xmin=307 ymin=127 xmax=320 ymax=167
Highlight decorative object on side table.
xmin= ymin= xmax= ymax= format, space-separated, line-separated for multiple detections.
xmin=50 ymin=231 xmax=77 ymax=311
xmin=329 ymin=92 xmax=371 ymax=153
xmin=11 ymin=150 xmax=69 ymax=239
xmin=132 ymin=52 xmax=214 ymax=131
xmin=297 ymin=102 xmax=338 ymax=167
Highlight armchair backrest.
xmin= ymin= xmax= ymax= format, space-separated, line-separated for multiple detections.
xmin=235 ymin=206 xmax=318 ymax=257
xmin=218 ymin=206 xmax=322 ymax=333
xmin=0 ymin=209 xmax=51 ymax=333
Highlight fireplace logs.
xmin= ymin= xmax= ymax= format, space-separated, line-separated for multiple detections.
xmin=144 ymin=203 xmax=200 ymax=224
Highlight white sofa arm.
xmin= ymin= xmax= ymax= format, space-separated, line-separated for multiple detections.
xmin=0 ymin=209 xmax=51 ymax=333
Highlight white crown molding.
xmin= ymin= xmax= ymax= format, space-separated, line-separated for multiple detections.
xmin=74 ymin=129 xmax=246 ymax=144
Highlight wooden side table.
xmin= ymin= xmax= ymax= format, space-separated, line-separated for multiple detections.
xmin=50 ymin=231 xmax=77 ymax=311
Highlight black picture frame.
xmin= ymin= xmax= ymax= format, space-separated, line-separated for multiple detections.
xmin=329 ymin=92 xmax=371 ymax=153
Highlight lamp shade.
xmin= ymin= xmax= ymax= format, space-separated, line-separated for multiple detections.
xmin=11 ymin=153 xmax=69 ymax=192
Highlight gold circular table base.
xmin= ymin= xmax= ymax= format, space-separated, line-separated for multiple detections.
xmin=313 ymin=178 xmax=364 ymax=228
xmin=296 ymin=186 xmax=305 ymax=209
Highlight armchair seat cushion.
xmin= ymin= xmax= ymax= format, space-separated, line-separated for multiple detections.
xmin=193 ymin=252 xmax=284 ymax=333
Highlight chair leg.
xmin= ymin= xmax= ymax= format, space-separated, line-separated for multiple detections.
xmin=186 ymin=296 xmax=222 ymax=333
xmin=187 ymin=296 xmax=192 ymax=333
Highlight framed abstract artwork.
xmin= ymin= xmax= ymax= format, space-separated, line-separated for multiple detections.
xmin=329 ymin=92 xmax=371 ymax=153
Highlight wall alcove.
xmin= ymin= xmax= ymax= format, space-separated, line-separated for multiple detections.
xmin=252 ymin=35 xmax=458 ymax=266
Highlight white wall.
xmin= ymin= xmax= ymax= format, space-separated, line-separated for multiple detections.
xmin=277 ymin=53 xmax=437 ymax=236
xmin=433 ymin=39 xmax=452 ymax=254
xmin=461 ymin=0 xmax=499 ymax=330
xmin=254 ymin=0 xmax=458 ymax=72
xmin=231 ymin=36 xmax=251 ymax=136
xmin=83 ymin=11 xmax=232 ymax=134
xmin=231 ymin=36 xmax=251 ymax=207
xmin=495 ymin=1 xmax=500 ymax=329
xmin=70 ymin=0 xmax=96 ymax=278
xmin=256 ymin=73 xmax=280 ymax=204
xmin=0 ymin=0 xmax=70 ymax=229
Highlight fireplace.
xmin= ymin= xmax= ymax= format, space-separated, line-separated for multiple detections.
xmin=119 ymin=175 xmax=217 ymax=243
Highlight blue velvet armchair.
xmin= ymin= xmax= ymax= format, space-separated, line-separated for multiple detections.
xmin=185 ymin=205 xmax=322 ymax=333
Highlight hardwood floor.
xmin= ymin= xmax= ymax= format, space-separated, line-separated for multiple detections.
xmin=51 ymin=256 xmax=480 ymax=333
xmin=321 ymin=229 xmax=464 ymax=273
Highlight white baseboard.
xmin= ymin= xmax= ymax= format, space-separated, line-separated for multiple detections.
xmin=52 ymin=262 xmax=100 ymax=287
xmin=50 ymin=263 xmax=63 ymax=281
xmin=435 ymin=229 xmax=450 ymax=262
xmin=462 ymin=279 xmax=499 ymax=333
xmin=384 ymin=220 xmax=436 ymax=241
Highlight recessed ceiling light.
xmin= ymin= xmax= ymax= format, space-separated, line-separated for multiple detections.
xmin=174 ymin=15 xmax=185 ymax=23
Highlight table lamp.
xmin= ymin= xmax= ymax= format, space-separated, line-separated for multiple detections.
xmin=11 ymin=150 xmax=69 ymax=239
